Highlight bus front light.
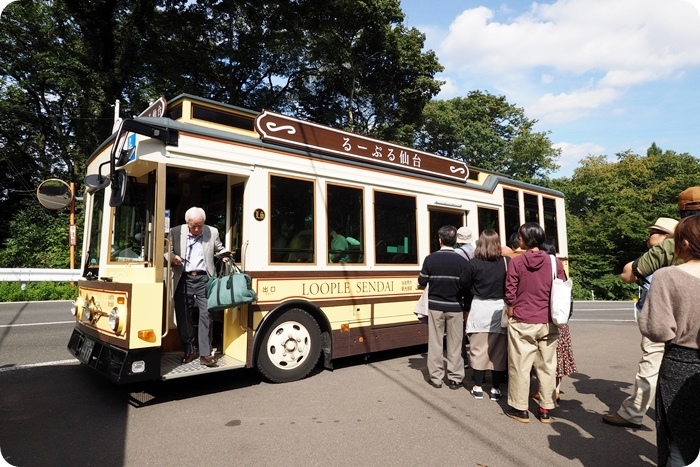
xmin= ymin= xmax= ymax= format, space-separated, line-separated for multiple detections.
xmin=137 ymin=330 xmax=156 ymax=342
xmin=131 ymin=361 xmax=146 ymax=373
xmin=72 ymin=296 xmax=85 ymax=318
xmin=108 ymin=307 xmax=123 ymax=334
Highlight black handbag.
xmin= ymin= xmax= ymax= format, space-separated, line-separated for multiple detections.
xmin=206 ymin=261 xmax=257 ymax=312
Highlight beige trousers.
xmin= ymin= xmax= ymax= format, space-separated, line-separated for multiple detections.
xmin=507 ymin=321 xmax=559 ymax=410
xmin=427 ymin=309 xmax=465 ymax=385
xmin=617 ymin=336 xmax=665 ymax=425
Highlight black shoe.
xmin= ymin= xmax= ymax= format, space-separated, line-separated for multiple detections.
xmin=181 ymin=352 xmax=199 ymax=364
xmin=448 ymin=380 xmax=462 ymax=390
xmin=428 ymin=380 xmax=442 ymax=389
xmin=602 ymin=413 xmax=641 ymax=428
xmin=200 ymin=355 xmax=218 ymax=367
xmin=538 ymin=408 xmax=552 ymax=424
xmin=506 ymin=409 xmax=530 ymax=423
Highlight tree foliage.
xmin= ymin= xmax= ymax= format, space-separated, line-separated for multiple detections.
xmin=0 ymin=0 xmax=443 ymax=266
xmin=139 ymin=0 xmax=444 ymax=140
xmin=412 ymin=91 xmax=561 ymax=183
xmin=0 ymin=197 xmax=81 ymax=269
xmin=555 ymin=146 xmax=700 ymax=300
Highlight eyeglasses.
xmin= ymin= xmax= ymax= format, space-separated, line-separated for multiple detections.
xmin=648 ymin=230 xmax=666 ymax=237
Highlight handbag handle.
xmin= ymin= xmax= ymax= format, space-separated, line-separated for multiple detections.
xmin=215 ymin=258 xmax=243 ymax=277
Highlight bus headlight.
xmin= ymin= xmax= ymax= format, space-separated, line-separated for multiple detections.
xmin=108 ymin=307 xmax=123 ymax=334
xmin=71 ymin=297 xmax=85 ymax=318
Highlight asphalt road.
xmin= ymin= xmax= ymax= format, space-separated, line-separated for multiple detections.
xmin=0 ymin=301 xmax=658 ymax=467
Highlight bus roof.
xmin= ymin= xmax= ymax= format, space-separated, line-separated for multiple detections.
xmin=89 ymin=94 xmax=564 ymax=198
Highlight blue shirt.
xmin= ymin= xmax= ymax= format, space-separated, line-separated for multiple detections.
xmin=185 ymin=234 xmax=205 ymax=272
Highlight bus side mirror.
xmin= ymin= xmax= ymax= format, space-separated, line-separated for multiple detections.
xmin=84 ymin=174 xmax=110 ymax=193
xmin=109 ymin=170 xmax=128 ymax=207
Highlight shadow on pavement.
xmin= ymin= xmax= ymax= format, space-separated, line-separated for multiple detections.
xmin=0 ymin=365 xmax=128 ymax=467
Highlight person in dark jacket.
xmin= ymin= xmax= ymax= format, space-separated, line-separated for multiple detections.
xmin=460 ymin=229 xmax=508 ymax=401
xmin=418 ymin=225 xmax=466 ymax=390
xmin=503 ymin=222 xmax=566 ymax=424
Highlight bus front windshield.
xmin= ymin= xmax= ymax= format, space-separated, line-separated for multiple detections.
xmin=110 ymin=175 xmax=154 ymax=263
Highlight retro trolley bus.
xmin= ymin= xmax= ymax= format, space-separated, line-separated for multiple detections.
xmin=67 ymin=94 xmax=568 ymax=384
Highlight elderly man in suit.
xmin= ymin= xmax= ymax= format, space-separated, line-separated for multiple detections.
xmin=168 ymin=207 xmax=230 ymax=367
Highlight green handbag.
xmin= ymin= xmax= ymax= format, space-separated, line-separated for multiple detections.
xmin=206 ymin=261 xmax=258 ymax=312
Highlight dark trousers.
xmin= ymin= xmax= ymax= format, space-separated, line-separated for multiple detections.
xmin=174 ymin=274 xmax=213 ymax=357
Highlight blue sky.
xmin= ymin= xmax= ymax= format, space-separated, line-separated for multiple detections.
xmin=400 ymin=0 xmax=700 ymax=178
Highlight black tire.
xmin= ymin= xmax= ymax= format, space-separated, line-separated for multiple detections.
xmin=256 ymin=308 xmax=322 ymax=383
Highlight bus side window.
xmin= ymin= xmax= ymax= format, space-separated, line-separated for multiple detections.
xmin=327 ymin=184 xmax=364 ymax=265
xmin=270 ymin=175 xmax=315 ymax=263
xmin=287 ymin=229 xmax=314 ymax=262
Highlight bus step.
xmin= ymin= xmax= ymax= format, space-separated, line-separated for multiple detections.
xmin=160 ymin=352 xmax=246 ymax=380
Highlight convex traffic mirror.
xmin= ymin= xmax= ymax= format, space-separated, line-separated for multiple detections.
xmin=36 ymin=178 xmax=73 ymax=210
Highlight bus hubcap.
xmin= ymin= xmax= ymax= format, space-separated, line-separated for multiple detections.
xmin=267 ymin=321 xmax=311 ymax=370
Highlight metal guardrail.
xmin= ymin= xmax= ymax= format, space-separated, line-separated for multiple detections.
xmin=0 ymin=268 xmax=82 ymax=282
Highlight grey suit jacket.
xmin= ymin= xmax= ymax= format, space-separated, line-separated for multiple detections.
xmin=167 ymin=224 xmax=229 ymax=290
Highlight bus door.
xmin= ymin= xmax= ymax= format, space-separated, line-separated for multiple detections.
xmin=163 ymin=167 xmax=245 ymax=357
xmin=429 ymin=209 xmax=467 ymax=252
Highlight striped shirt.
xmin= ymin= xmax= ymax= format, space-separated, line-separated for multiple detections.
xmin=418 ymin=248 xmax=466 ymax=312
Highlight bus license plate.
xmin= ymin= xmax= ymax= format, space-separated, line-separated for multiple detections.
xmin=78 ymin=337 xmax=95 ymax=363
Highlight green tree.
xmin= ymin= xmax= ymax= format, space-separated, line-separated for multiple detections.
xmin=0 ymin=0 xmax=443 ymax=258
xmin=557 ymin=146 xmax=700 ymax=300
xmin=0 ymin=197 xmax=79 ymax=269
xmin=0 ymin=0 xmax=143 ymax=251
xmin=140 ymin=0 xmax=443 ymax=139
xmin=413 ymin=91 xmax=561 ymax=182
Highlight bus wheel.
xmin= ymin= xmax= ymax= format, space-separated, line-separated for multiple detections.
xmin=257 ymin=308 xmax=322 ymax=383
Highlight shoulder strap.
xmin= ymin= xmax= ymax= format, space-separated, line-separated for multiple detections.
xmin=549 ymin=254 xmax=557 ymax=281
xmin=455 ymin=247 xmax=468 ymax=260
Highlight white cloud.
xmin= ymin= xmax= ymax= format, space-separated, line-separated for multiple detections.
xmin=680 ymin=0 xmax=700 ymax=15
xmin=435 ymin=0 xmax=700 ymax=123
xmin=531 ymin=87 xmax=622 ymax=124
xmin=437 ymin=77 xmax=461 ymax=98
xmin=553 ymin=141 xmax=607 ymax=175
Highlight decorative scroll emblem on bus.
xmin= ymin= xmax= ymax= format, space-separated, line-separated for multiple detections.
xmin=255 ymin=111 xmax=469 ymax=183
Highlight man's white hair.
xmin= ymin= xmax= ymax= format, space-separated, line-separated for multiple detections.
xmin=184 ymin=207 xmax=206 ymax=223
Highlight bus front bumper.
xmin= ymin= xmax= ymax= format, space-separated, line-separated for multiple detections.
xmin=67 ymin=328 xmax=161 ymax=384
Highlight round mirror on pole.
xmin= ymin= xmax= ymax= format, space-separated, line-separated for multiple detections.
xmin=36 ymin=179 xmax=73 ymax=210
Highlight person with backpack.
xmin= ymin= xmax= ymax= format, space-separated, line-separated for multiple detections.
xmin=454 ymin=226 xmax=475 ymax=260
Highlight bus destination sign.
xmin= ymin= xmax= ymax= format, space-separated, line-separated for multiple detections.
xmin=255 ymin=111 xmax=469 ymax=183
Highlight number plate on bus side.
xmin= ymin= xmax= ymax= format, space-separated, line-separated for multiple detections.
xmin=78 ymin=337 xmax=95 ymax=364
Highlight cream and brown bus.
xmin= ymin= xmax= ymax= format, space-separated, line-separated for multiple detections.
xmin=67 ymin=94 xmax=567 ymax=384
